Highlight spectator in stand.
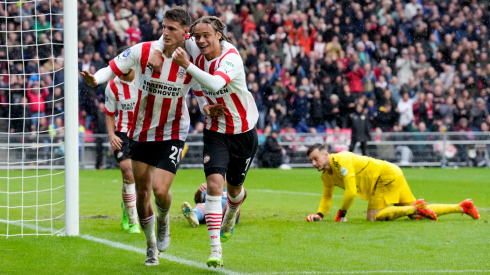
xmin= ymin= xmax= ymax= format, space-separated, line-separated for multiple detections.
xmin=290 ymin=89 xmax=309 ymax=130
xmin=259 ymin=130 xmax=286 ymax=168
xmin=325 ymin=94 xmax=340 ymax=129
xmin=397 ymin=92 xmax=415 ymax=129
xmin=308 ymin=89 xmax=324 ymax=130
xmin=10 ymin=97 xmax=32 ymax=135
xmin=396 ymin=49 xmax=417 ymax=85
xmin=471 ymin=98 xmax=490 ymax=130
xmin=125 ymin=19 xmax=142 ymax=46
xmin=346 ymin=63 xmax=364 ymax=97
xmin=376 ymin=103 xmax=397 ymax=132
xmin=363 ymin=63 xmax=376 ymax=99
xmin=348 ymin=104 xmax=370 ymax=156
xmin=26 ymin=82 xmax=50 ymax=126
xmin=339 ymin=85 xmax=356 ymax=128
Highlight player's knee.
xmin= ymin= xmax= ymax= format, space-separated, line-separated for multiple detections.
xmin=152 ymin=184 xmax=170 ymax=198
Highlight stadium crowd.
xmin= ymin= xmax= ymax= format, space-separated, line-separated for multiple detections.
xmin=1 ymin=0 xmax=490 ymax=146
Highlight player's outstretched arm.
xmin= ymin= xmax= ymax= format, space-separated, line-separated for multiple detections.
xmin=80 ymin=70 xmax=99 ymax=87
xmin=173 ymin=47 xmax=228 ymax=93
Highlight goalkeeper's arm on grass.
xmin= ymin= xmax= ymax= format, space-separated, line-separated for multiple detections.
xmin=306 ymin=185 xmax=334 ymax=222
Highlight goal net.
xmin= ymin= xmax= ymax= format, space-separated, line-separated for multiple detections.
xmin=0 ymin=0 xmax=78 ymax=237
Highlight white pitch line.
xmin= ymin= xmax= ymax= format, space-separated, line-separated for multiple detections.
xmin=249 ymin=270 xmax=490 ymax=274
xmin=0 ymin=220 xmax=241 ymax=275
xmin=248 ymin=189 xmax=342 ymax=198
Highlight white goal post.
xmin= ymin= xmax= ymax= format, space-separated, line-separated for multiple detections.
xmin=0 ymin=0 xmax=78 ymax=237
xmin=63 ymin=0 xmax=79 ymax=237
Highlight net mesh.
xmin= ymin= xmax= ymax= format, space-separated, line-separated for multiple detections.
xmin=0 ymin=0 xmax=65 ymax=237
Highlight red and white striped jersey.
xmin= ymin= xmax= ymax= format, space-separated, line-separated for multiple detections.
xmin=108 ymin=42 xmax=201 ymax=142
xmin=104 ymin=77 xmax=137 ymax=134
xmin=185 ymin=39 xmax=258 ymax=134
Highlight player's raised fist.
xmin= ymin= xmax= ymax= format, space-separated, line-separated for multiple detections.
xmin=172 ymin=47 xmax=190 ymax=68
xmin=306 ymin=214 xmax=322 ymax=222
xmin=80 ymin=70 xmax=98 ymax=87
xmin=334 ymin=210 xmax=347 ymax=222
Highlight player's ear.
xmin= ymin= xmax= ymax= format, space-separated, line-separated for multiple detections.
xmin=216 ymin=31 xmax=222 ymax=41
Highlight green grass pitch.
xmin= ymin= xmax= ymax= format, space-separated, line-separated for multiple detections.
xmin=1 ymin=168 xmax=489 ymax=274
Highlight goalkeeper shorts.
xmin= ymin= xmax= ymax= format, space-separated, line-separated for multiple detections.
xmin=367 ymin=163 xmax=416 ymax=210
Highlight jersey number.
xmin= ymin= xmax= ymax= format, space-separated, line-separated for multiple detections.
xmin=169 ymin=146 xmax=183 ymax=162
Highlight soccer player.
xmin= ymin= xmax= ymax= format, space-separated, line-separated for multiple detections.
xmin=104 ymin=47 xmax=140 ymax=234
xmin=80 ymin=7 xmax=203 ymax=266
xmin=149 ymin=16 xmax=259 ymax=267
xmin=305 ymin=143 xmax=480 ymax=222
xmin=181 ymin=183 xmax=245 ymax=228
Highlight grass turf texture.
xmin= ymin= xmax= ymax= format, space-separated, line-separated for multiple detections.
xmin=1 ymin=168 xmax=489 ymax=274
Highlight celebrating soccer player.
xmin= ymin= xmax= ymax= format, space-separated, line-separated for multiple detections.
xmin=149 ymin=15 xmax=259 ymax=268
xmin=80 ymin=7 xmax=203 ymax=266
xmin=102 ymin=46 xmax=140 ymax=234
xmin=305 ymin=143 xmax=480 ymax=222
xmin=181 ymin=183 xmax=245 ymax=228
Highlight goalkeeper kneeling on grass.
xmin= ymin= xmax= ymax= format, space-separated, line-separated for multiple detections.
xmin=181 ymin=184 xmax=245 ymax=227
xmin=305 ymin=143 xmax=480 ymax=222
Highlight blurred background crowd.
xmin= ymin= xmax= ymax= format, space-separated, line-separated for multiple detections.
xmin=1 ymin=0 xmax=490 ymax=167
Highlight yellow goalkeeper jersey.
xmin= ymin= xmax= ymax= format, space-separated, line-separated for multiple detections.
xmin=317 ymin=151 xmax=390 ymax=216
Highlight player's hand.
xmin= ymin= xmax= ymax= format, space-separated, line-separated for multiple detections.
xmin=306 ymin=214 xmax=323 ymax=222
xmin=148 ymin=50 xmax=163 ymax=73
xmin=172 ymin=47 xmax=190 ymax=69
xmin=203 ymin=104 xmax=227 ymax=117
xmin=334 ymin=210 xmax=347 ymax=222
xmin=80 ymin=70 xmax=98 ymax=87
xmin=108 ymin=133 xmax=123 ymax=151
xmin=198 ymin=183 xmax=207 ymax=192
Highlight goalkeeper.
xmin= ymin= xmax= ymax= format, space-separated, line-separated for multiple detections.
xmin=305 ymin=143 xmax=480 ymax=222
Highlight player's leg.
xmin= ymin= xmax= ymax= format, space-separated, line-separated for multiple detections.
xmin=114 ymin=131 xmax=140 ymax=232
xmin=369 ymin=167 xmax=418 ymax=221
xmin=205 ymin=172 xmax=226 ymax=267
xmin=222 ymin=128 xmax=258 ymax=242
xmin=202 ymin=130 xmax=230 ymax=267
xmin=181 ymin=201 xmax=202 ymax=227
xmin=427 ymin=199 xmax=479 ymax=219
xmin=132 ymin=160 xmax=159 ymax=266
xmin=152 ymin=168 xmax=174 ymax=252
xmin=119 ymin=158 xmax=140 ymax=233
xmin=152 ymin=140 xmax=186 ymax=252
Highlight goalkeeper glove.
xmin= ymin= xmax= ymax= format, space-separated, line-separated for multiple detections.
xmin=306 ymin=213 xmax=323 ymax=222
xmin=334 ymin=210 xmax=347 ymax=222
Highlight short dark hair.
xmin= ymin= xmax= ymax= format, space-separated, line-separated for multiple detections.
xmin=163 ymin=6 xmax=192 ymax=27
xmin=116 ymin=46 xmax=129 ymax=56
xmin=307 ymin=143 xmax=326 ymax=157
